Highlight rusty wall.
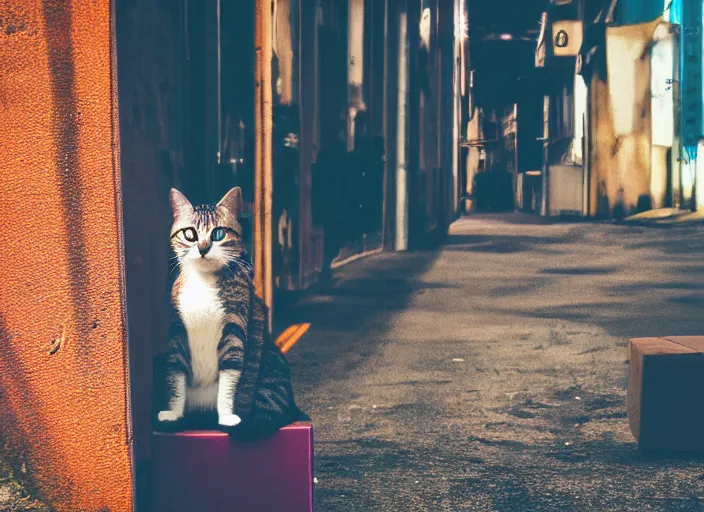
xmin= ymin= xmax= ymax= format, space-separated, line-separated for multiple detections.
xmin=588 ymin=18 xmax=660 ymax=217
xmin=0 ymin=1 xmax=133 ymax=511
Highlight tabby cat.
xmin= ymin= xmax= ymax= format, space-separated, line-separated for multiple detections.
xmin=156 ymin=187 xmax=308 ymax=440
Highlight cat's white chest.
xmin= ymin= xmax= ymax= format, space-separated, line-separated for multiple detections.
xmin=178 ymin=271 xmax=225 ymax=394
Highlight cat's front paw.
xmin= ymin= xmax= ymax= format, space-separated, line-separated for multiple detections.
xmin=158 ymin=410 xmax=183 ymax=423
xmin=218 ymin=413 xmax=242 ymax=427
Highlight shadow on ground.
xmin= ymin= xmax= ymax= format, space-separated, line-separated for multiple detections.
xmin=283 ymin=215 xmax=704 ymax=511
xmin=443 ymin=234 xmax=571 ymax=255
xmin=280 ymin=250 xmax=442 ymax=392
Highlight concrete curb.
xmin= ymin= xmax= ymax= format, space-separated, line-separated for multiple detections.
xmin=623 ymin=208 xmax=704 ymax=227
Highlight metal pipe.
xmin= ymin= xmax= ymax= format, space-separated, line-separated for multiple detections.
xmin=395 ymin=6 xmax=409 ymax=251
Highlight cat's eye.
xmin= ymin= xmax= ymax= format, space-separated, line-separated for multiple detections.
xmin=211 ymin=228 xmax=226 ymax=242
xmin=182 ymin=228 xmax=198 ymax=242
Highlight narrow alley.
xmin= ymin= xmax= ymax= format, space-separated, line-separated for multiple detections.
xmin=2 ymin=0 xmax=704 ymax=511
xmin=285 ymin=216 xmax=704 ymax=511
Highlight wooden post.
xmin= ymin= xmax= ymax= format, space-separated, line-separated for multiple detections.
xmin=541 ymin=94 xmax=550 ymax=216
xmin=254 ymin=0 xmax=274 ymax=331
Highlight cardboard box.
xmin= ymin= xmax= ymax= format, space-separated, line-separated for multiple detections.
xmin=627 ymin=337 xmax=704 ymax=452
xmin=152 ymin=423 xmax=314 ymax=512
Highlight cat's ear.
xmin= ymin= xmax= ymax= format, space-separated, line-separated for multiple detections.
xmin=170 ymin=188 xmax=193 ymax=219
xmin=217 ymin=187 xmax=243 ymax=217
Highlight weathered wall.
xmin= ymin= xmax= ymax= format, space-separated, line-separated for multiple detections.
xmin=0 ymin=1 xmax=133 ymax=511
xmin=649 ymin=22 xmax=676 ymax=209
xmin=589 ymin=18 xmax=660 ymax=217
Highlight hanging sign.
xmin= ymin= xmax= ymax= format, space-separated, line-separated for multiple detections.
xmin=552 ymin=20 xmax=583 ymax=57
xmin=681 ymin=0 xmax=703 ymax=147
xmin=555 ymin=30 xmax=569 ymax=48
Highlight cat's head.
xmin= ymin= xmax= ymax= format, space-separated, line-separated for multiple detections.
xmin=170 ymin=187 xmax=245 ymax=273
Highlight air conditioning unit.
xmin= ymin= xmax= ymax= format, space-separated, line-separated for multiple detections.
xmin=551 ymin=20 xmax=583 ymax=57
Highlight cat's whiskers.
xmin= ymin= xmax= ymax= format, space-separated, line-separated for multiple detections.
xmin=167 ymin=254 xmax=182 ymax=281
xmin=167 ymin=261 xmax=182 ymax=281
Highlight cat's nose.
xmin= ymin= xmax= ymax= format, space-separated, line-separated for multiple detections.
xmin=198 ymin=242 xmax=211 ymax=256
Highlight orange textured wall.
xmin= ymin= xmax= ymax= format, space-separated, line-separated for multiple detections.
xmin=0 ymin=1 xmax=133 ymax=511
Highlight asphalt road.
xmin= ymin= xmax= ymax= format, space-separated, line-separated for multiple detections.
xmin=284 ymin=214 xmax=704 ymax=512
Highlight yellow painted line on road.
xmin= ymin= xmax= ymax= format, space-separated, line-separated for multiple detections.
xmin=275 ymin=323 xmax=311 ymax=354
xmin=275 ymin=324 xmax=300 ymax=346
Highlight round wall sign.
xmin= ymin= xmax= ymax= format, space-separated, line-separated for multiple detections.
xmin=555 ymin=30 xmax=569 ymax=48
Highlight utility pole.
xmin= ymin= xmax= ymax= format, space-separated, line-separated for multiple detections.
xmin=254 ymin=0 xmax=274 ymax=331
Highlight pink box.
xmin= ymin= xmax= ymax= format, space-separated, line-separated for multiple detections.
xmin=151 ymin=422 xmax=314 ymax=512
